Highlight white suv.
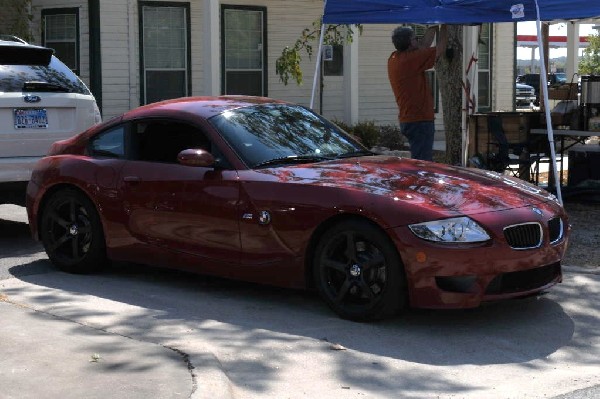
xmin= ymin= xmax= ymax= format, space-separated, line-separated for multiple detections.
xmin=0 ymin=37 xmax=101 ymax=205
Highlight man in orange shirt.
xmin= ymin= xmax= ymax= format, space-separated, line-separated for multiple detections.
xmin=388 ymin=25 xmax=447 ymax=161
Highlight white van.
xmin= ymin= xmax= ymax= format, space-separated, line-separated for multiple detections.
xmin=0 ymin=37 xmax=101 ymax=205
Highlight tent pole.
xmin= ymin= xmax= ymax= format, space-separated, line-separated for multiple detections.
xmin=534 ymin=0 xmax=563 ymax=205
xmin=310 ymin=14 xmax=327 ymax=110
xmin=462 ymin=25 xmax=480 ymax=167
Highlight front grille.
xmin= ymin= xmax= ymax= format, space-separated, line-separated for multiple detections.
xmin=548 ymin=217 xmax=563 ymax=244
xmin=485 ymin=263 xmax=561 ymax=295
xmin=504 ymin=222 xmax=542 ymax=249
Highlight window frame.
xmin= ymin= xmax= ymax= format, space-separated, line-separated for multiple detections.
xmin=138 ymin=1 xmax=192 ymax=105
xmin=411 ymin=25 xmax=439 ymax=113
xmin=477 ymin=23 xmax=493 ymax=112
xmin=220 ymin=4 xmax=268 ymax=96
xmin=323 ymin=44 xmax=344 ymax=77
xmin=41 ymin=8 xmax=80 ymax=75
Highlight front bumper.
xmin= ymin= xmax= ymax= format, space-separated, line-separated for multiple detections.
xmin=389 ymin=206 xmax=569 ymax=309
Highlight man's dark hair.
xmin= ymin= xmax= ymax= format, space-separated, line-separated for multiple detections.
xmin=392 ymin=26 xmax=414 ymax=51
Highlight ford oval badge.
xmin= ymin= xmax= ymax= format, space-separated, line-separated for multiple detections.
xmin=24 ymin=95 xmax=41 ymax=103
xmin=531 ymin=207 xmax=543 ymax=216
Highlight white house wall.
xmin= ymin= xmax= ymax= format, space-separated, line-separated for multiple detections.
xmin=358 ymin=24 xmax=395 ymax=125
xmin=493 ymin=23 xmax=515 ymax=111
xmin=99 ymin=0 xmax=134 ymax=119
xmin=28 ymin=1 xmax=516 ymax=133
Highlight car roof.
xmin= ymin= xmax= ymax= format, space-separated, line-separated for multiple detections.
xmin=122 ymin=96 xmax=287 ymax=120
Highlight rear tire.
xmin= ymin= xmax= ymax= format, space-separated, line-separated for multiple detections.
xmin=40 ymin=189 xmax=106 ymax=273
xmin=313 ymin=220 xmax=407 ymax=321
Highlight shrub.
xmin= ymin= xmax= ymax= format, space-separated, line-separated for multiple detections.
xmin=352 ymin=121 xmax=381 ymax=149
xmin=377 ymin=124 xmax=405 ymax=150
xmin=333 ymin=120 xmax=407 ymax=151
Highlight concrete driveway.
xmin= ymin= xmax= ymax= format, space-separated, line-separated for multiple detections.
xmin=1 ymin=205 xmax=599 ymax=398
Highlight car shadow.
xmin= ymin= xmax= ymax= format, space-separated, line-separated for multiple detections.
xmin=3 ymin=210 xmax=596 ymax=397
xmin=7 ymin=257 xmax=580 ymax=368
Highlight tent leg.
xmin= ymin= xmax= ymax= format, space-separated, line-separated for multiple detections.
xmin=534 ymin=0 xmax=562 ymax=205
xmin=310 ymin=21 xmax=327 ymax=110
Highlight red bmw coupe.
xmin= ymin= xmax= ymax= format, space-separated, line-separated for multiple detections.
xmin=26 ymin=96 xmax=569 ymax=321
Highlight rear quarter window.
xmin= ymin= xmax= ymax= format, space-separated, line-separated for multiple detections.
xmin=89 ymin=126 xmax=125 ymax=158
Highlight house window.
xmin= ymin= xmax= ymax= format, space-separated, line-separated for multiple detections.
xmin=323 ymin=45 xmax=343 ymax=76
xmin=139 ymin=2 xmax=190 ymax=105
xmin=412 ymin=25 xmax=439 ymax=112
xmin=221 ymin=6 xmax=267 ymax=96
xmin=42 ymin=8 xmax=79 ymax=74
xmin=477 ymin=24 xmax=492 ymax=111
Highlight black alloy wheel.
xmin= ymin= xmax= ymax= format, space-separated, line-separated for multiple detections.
xmin=40 ymin=189 xmax=106 ymax=273
xmin=313 ymin=220 xmax=406 ymax=321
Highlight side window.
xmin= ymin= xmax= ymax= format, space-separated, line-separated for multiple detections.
xmin=131 ymin=121 xmax=211 ymax=163
xmin=89 ymin=126 xmax=125 ymax=158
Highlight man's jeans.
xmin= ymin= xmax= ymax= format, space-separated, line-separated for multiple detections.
xmin=400 ymin=121 xmax=435 ymax=161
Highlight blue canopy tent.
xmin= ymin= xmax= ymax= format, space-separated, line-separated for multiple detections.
xmin=312 ymin=0 xmax=600 ymax=204
xmin=323 ymin=0 xmax=600 ymax=25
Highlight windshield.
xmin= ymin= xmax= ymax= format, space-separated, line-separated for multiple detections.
xmin=0 ymin=55 xmax=90 ymax=94
xmin=209 ymin=104 xmax=367 ymax=168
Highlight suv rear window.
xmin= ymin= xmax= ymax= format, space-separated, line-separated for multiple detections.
xmin=0 ymin=51 xmax=90 ymax=95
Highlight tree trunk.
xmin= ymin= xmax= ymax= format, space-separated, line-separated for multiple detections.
xmin=436 ymin=25 xmax=464 ymax=165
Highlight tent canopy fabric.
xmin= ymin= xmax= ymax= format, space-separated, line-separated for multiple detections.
xmin=323 ymin=0 xmax=600 ymax=24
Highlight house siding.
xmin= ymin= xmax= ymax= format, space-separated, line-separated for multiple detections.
xmin=264 ymin=0 xmax=324 ymax=106
xmin=493 ymin=23 xmax=516 ymax=111
xmin=27 ymin=1 xmax=514 ymax=136
xmin=358 ymin=24 xmax=396 ymax=125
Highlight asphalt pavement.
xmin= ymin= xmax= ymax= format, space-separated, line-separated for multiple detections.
xmin=1 ymin=204 xmax=599 ymax=399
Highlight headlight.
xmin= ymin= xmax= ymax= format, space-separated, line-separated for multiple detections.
xmin=408 ymin=217 xmax=490 ymax=243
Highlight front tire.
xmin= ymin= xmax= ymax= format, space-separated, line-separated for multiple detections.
xmin=313 ymin=220 xmax=407 ymax=321
xmin=40 ymin=188 xmax=106 ymax=273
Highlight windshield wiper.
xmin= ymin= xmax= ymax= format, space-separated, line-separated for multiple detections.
xmin=253 ymin=155 xmax=332 ymax=168
xmin=334 ymin=150 xmax=375 ymax=159
xmin=22 ymin=81 xmax=70 ymax=93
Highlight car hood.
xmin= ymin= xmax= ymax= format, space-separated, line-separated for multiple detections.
xmin=259 ymin=155 xmax=556 ymax=215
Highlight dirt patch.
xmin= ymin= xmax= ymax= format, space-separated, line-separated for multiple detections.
xmin=563 ymin=201 xmax=600 ymax=269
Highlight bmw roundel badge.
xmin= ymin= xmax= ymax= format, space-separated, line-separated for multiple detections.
xmin=531 ymin=207 xmax=543 ymax=216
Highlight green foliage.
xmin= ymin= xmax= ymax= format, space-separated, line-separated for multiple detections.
xmin=275 ymin=18 xmax=362 ymax=86
xmin=579 ymin=33 xmax=600 ymax=75
xmin=377 ymin=125 xmax=406 ymax=150
xmin=333 ymin=120 xmax=405 ymax=150
xmin=0 ymin=0 xmax=33 ymax=42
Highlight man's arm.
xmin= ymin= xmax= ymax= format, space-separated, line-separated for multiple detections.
xmin=419 ymin=25 xmax=438 ymax=48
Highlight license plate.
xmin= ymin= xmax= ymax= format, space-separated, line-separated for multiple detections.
xmin=14 ymin=108 xmax=48 ymax=129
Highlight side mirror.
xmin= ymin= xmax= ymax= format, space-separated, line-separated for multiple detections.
xmin=177 ymin=148 xmax=215 ymax=167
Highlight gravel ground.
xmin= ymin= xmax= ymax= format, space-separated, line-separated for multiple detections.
xmin=563 ymin=201 xmax=600 ymax=269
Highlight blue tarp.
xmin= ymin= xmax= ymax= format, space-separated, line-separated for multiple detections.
xmin=323 ymin=0 xmax=600 ymax=24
